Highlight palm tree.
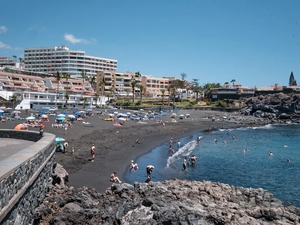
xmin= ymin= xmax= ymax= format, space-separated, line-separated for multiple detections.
xmin=62 ymin=73 xmax=70 ymax=108
xmin=54 ymin=71 xmax=62 ymax=107
xmin=139 ymin=85 xmax=146 ymax=106
xmin=89 ymin=75 xmax=96 ymax=91
xmin=191 ymin=79 xmax=202 ymax=103
xmin=13 ymin=55 xmax=17 ymax=62
xmin=230 ymin=79 xmax=236 ymax=86
xmin=62 ymin=73 xmax=71 ymax=93
xmin=161 ymin=89 xmax=166 ymax=105
xmin=80 ymin=70 xmax=87 ymax=97
xmin=167 ymin=86 xmax=171 ymax=106
xmin=131 ymin=80 xmax=137 ymax=106
xmin=99 ymin=74 xmax=106 ymax=105
xmin=64 ymin=93 xmax=69 ymax=108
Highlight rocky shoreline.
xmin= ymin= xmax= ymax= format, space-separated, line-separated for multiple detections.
xmin=34 ymin=165 xmax=300 ymax=224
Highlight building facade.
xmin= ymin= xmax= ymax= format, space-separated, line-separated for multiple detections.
xmin=142 ymin=76 xmax=175 ymax=97
xmin=24 ymin=46 xmax=117 ymax=78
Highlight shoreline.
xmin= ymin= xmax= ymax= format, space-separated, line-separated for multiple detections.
xmin=0 ymin=109 xmax=248 ymax=193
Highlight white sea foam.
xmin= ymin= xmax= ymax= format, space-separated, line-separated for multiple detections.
xmin=166 ymin=139 xmax=198 ymax=167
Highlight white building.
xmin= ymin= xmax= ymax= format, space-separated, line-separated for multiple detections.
xmin=24 ymin=45 xmax=117 ymax=78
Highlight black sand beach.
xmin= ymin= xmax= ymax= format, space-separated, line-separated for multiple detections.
xmin=0 ymin=109 xmax=239 ymax=192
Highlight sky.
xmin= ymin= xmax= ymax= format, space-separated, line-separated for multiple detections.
xmin=0 ymin=0 xmax=300 ymax=88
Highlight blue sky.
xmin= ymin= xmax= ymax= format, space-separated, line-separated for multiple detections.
xmin=0 ymin=0 xmax=300 ymax=88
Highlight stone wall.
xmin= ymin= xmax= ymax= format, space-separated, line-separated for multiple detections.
xmin=0 ymin=130 xmax=56 ymax=225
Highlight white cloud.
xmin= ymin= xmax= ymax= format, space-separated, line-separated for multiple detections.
xmin=64 ymin=33 xmax=96 ymax=44
xmin=0 ymin=41 xmax=11 ymax=49
xmin=0 ymin=26 xmax=7 ymax=34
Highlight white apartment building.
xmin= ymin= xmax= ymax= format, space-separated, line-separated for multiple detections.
xmin=24 ymin=45 xmax=117 ymax=78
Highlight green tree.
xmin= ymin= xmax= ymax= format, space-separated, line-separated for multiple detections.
xmin=89 ymin=75 xmax=96 ymax=91
xmin=99 ymin=74 xmax=106 ymax=105
xmin=230 ymin=79 xmax=236 ymax=86
xmin=54 ymin=71 xmax=62 ymax=107
xmin=203 ymin=82 xmax=221 ymax=99
xmin=131 ymin=80 xmax=137 ymax=106
xmin=139 ymin=85 xmax=146 ymax=106
xmin=13 ymin=55 xmax=17 ymax=62
xmin=62 ymin=73 xmax=71 ymax=94
xmin=161 ymin=89 xmax=166 ymax=106
xmin=64 ymin=93 xmax=69 ymax=108
xmin=191 ymin=79 xmax=202 ymax=103
xmin=167 ymin=86 xmax=171 ymax=106
xmin=289 ymin=71 xmax=297 ymax=86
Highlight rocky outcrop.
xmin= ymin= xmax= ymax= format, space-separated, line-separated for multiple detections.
xmin=239 ymin=93 xmax=300 ymax=123
xmin=33 ymin=179 xmax=300 ymax=225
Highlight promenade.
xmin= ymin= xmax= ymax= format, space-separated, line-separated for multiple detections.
xmin=0 ymin=138 xmax=34 ymax=161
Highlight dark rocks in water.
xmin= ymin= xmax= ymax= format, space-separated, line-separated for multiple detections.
xmin=33 ymin=179 xmax=300 ymax=225
xmin=240 ymin=93 xmax=300 ymax=122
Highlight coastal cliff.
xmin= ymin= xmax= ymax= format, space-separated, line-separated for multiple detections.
xmin=34 ymin=165 xmax=300 ymax=225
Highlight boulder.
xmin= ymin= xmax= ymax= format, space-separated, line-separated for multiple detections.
xmin=33 ymin=179 xmax=300 ymax=224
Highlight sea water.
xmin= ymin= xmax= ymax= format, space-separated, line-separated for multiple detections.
xmin=124 ymin=124 xmax=300 ymax=207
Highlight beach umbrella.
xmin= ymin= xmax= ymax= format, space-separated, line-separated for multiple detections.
xmin=0 ymin=106 xmax=6 ymax=110
xmin=126 ymin=112 xmax=131 ymax=115
xmin=61 ymin=111 xmax=68 ymax=114
xmin=86 ymin=109 xmax=92 ymax=113
xmin=41 ymin=114 xmax=48 ymax=119
xmin=26 ymin=116 xmax=36 ymax=120
xmin=14 ymin=124 xmax=27 ymax=130
xmin=78 ymin=111 xmax=85 ymax=114
xmin=38 ymin=110 xmax=45 ymax=115
xmin=6 ymin=108 xmax=12 ymax=110
xmin=55 ymin=137 xmax=65 ymax=142
xmin=57 ymin=114 xmax=66 ymax=117
xmin=73 ymin=107 xmax=79 ymax=111
xmin=56 ymin=117 xmax=65 ymax=121
xmin=118 ymin=117 xmax=126 ymax=121
xmin=67 ymin=114 xmax=76 ymax=118
xmin=0 ymin=110 xmax=3 ymax=113
xmin=13 ymin=111 xmax=21 ymax=114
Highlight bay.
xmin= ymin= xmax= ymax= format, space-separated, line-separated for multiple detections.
xmin=124 ymin=124 xmax=300 ymax=207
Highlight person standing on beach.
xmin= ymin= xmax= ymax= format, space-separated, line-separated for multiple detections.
xmin=177 ymin=140 xmax=181 ymax=150
xmin=169 ymin=138 xmax=173 ymax=148
xmin=183 ymin=157 xmax=187 ymax=171
xmin=91 ymin=144 xmax=95 ymax=162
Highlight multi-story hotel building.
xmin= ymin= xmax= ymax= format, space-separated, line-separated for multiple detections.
xmin=24 ymin=45 xmax=117 ymax=78
xmin=96 ymin=71 xmax=142 ymax=95
xmin=142 ymin=76 xmax=176 ymax=97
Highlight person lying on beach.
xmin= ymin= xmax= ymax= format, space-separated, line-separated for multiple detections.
xmin=110 ymin=172 xmax=121 ymax=183
xmin=135 ymin=139 xmax=141 ymax=144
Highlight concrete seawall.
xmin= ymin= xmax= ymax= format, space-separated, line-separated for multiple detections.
xmin=0 ymin=130 xmax=55 ymax=225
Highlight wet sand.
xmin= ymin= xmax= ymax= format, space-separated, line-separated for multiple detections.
xmin=0 ymin=109 xmax=240 ymax=193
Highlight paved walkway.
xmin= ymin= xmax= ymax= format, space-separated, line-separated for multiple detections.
xmin=0 ymin=139 xmax=34 ymax=161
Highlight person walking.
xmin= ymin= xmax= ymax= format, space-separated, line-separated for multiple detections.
xmin=91 ymin=144 xmax=95 ymax=162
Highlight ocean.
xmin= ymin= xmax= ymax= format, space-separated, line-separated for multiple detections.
xmin=124 ymin=124 xmax=300 ymax=207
